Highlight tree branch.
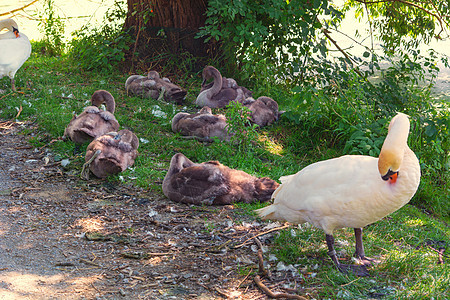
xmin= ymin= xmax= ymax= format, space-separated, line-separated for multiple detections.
xmin=0 ymin=0 xmax=40 ymax=17
xmin=353 ymin=0 xmax=449 ymax=38
xmin=321 ymin=28 xmax=365 ymax=79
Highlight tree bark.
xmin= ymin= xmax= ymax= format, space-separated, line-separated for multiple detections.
xmin=124 ymin=0 xmax=217 ymax=71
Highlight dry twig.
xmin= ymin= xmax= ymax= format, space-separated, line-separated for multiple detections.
xmin=0 ymin=92 xmax=13 ymax=100
xmin=236 ymin=268 xmax=253 ymax=289
xmin=438 ymin=248 xmax=445 ymax=264
xmin=15 ymin=105 xmax=23 ymax=119
xmin=214 ymin=287 xmax=231 ymax=298
xmin=254 ymin=237 xmax=269 ymax=277
xmin=257 ymin=249 xmax=268 ymax=277
xmin=254 ymin=275 xmax=307 ymax=300
xmin=79 ymin=258 xmax=101 ymax=267
xmin=234 ymin=223 xmax=290 ymax=248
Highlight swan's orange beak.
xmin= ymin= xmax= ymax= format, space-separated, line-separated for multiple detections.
xmin=13 ymin=27 xmax=20 ymax=38
xmin=389 ymin=172 xmax=398 ymax=183
xmin=382 ymin=170 xmax=398 ymax=183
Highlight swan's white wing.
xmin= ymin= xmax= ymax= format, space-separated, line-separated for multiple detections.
xmin=0 ymin=34 xmax=31 ymax=78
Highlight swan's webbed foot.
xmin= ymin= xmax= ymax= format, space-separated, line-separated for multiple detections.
xmin=326 ymin=234 xmax=371 ymax=277
xmin=354 ymin=255 xmax=380 ymax=267
xmin=353 ymin=228 xmax=380 ymax=267
xmin=81 ymin=150 xmax=101 ymax=180
xmin=337 ymin=263 xmax=370 ymax=277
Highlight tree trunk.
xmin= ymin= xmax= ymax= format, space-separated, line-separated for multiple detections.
xmin=124 ymin=0 xmax=217 ymax=71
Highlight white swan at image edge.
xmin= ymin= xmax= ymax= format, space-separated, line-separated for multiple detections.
xmin=0 ymin=19 xmax=32 ymax=91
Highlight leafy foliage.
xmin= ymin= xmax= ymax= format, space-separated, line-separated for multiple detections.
xmin=224 ymin=101 xmax=258 ymax=151
xmin=198 ymin=0 xmax=343 ymax=86
xmin=347 ymin=0 xmax=450 ymax=51
xmin=68 ymin=1 xmax=132 ymax=71
xmin=34 ymin=0 xmax=66 ymax=56
xmin=1 ymin=38 xmax=449 ymax=300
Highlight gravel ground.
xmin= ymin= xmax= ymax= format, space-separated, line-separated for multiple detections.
xmin=0 ymin=120 xmax=307 ymax=300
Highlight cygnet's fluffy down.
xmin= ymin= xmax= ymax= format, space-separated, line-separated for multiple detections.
xmin=163 ymin=153 xmax=279 ymax=205
xmin=242 ymin=96 xmax=280 ymax=127
xmin=171 ymin=106 xmax=230 ymax=141
xmin=125 ymin=71 xmax=187 ymax=104
xmin=201 ymin=76 xmax=252 ymax=99
xmin=83 ymin=129 xmax=139 ymax=179
xmin=63 ymin=90 xmax=120 ymax=144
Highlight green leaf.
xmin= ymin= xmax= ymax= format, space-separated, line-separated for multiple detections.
xmin=313 ymin=0 xmax=322 ymax=9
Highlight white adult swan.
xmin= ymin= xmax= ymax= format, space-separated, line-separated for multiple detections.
xmin=0 ymin=19 xmax=31 ymax=91
xmin=256 ymin=113 xmax=421 ymax=276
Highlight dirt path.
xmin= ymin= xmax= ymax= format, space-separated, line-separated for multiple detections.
xmin=0 ymin=121 xmax=304 ymax=299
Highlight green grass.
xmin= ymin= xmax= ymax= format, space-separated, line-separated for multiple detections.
xmin=1 ymin=51 xmax=449 ymax=299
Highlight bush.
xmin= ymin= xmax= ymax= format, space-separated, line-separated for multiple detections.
xmin=198 ymin=0 xmax=343 ymax=86
xmin=68 ymin=1 xmax=132 ymax=71
xmin=34 ymin=0 xmax=66 ymax=56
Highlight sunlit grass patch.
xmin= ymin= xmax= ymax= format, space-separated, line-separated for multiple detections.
xmin=258 ymin=132 xmax=284 ymax=156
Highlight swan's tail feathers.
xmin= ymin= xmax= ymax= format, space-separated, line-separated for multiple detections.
xmin=271 ymin=174 xmax=292 ymax=199
xmin=278 ymin=175 xmax=293 ymax=184
xmin=255 ymin=204 xmax=278 ymax=220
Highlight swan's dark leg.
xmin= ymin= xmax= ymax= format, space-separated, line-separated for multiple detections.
xmin=73 ymin=144 xmax=81 ymax=155
xmin=326 ymin=234 xmax=369 ymax=277
xmin=354 ymin=228 xmax=379 ymax=266
xmin=354 ymin=228 xmax=366 ymax=258
xmin=326 ymin=234 xmax=341 ymax=266
xmin=11 ymin=78 xmax=16 ymax=92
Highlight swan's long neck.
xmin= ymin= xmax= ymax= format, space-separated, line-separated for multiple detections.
xmin=92 ymin=91 xmax=116 ymax=114
xmin=103 ymin=96 xmax=116 ymax=114
xmin=205 ymin=68 xmax=223 ymax=97
xmin=378 ymin=145 xmax=420 ymax=214
xmin=0 ymin=19 xmax=18 ymax=39
xmin=148 ymin=71 xmax=160 ymax=80
xmin=378 ymin=113 xmax=410 ymax=177
xmin=376 ymin=113 xmax=420 ymax=209
xmin=400 ymin=146 xmax=421 ymax=189
xmin=168 ymin=154 xmax=195 ymax=175
xmin=0 ymin=19 xmax=14 ymax=31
